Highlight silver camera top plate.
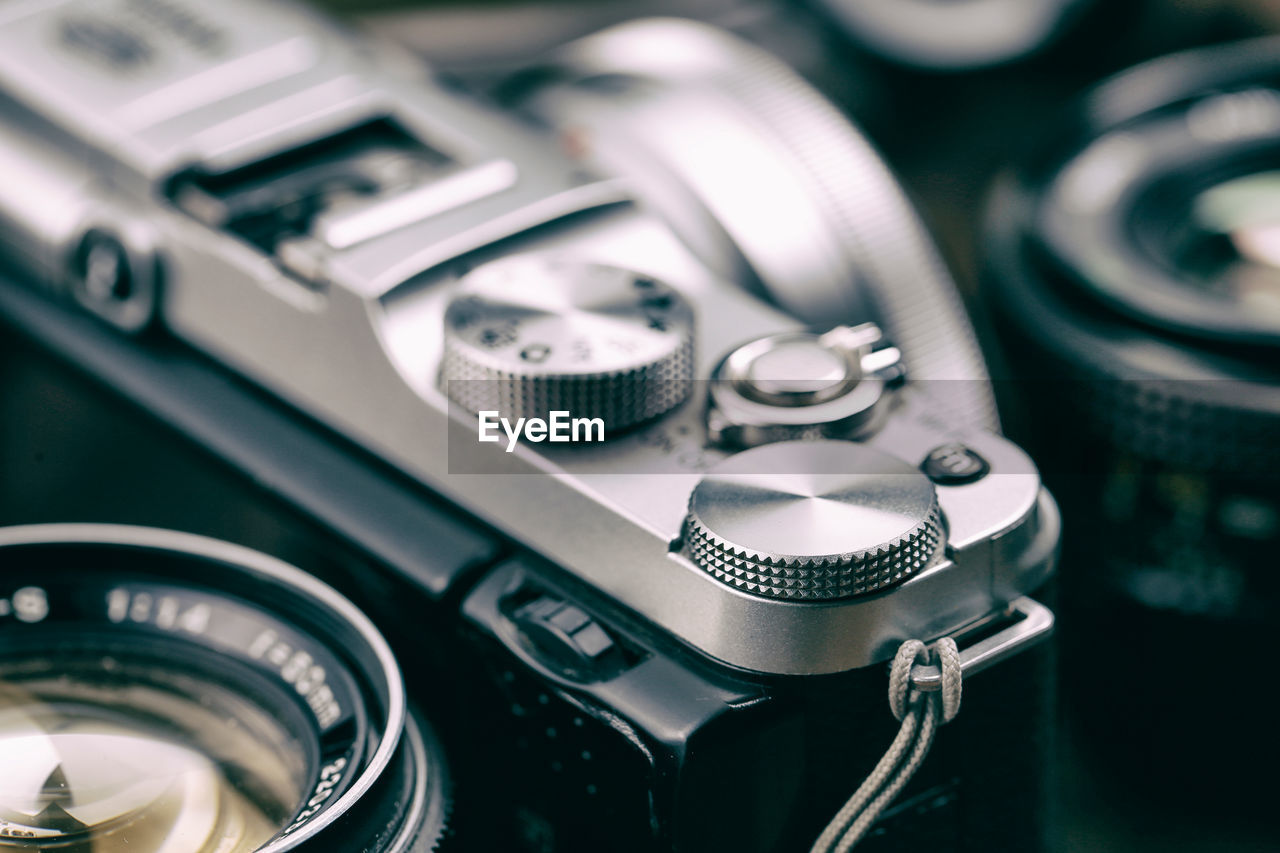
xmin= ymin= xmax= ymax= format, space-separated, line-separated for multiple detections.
xmin=0 ymin=0 xmax=1056 ymax=675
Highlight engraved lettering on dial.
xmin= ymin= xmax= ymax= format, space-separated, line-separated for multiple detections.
xmin=0 ymin=587 xmax=50 ymax=623
xmin=442 ymin=255 xmax=695 ymax=434
xmin=105 ymin=587 xmax=210 ymax=634
xmin=247 ymin=629 xmax=342 ymax=729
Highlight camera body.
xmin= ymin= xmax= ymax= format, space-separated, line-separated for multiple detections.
xmin=0 ymin=1 xmax=1059 ymax=850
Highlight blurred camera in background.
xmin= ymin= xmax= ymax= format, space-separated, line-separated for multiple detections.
xmin=984 ymin=35 xmax=1280 ymax=825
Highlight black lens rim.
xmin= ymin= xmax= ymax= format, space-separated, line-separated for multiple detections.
xmin=1035 ymin=96 xmax=1280 ymax=347
xmin=983 ymin=36 xmax=1280 ymax=399
xmin=0 ymin=523 xmax=409 ymax=853
xmin=1014 ymin=35 xmax=1280 ymax=348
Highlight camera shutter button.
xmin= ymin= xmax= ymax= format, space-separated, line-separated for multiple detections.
xmin=683 ymin=441 xmax=943 ymax=600
xmin=736 ymin=338 xmax=854 ymax=406
xmin=707 ymin=324 xmax=902 ymax=447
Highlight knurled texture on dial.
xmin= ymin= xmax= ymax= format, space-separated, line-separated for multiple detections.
xmin=441 ymin=332 xmax=694 ymax=432
xmin=538 ymin=19 xmax=997 ymax=430
xmin=703 ymin=31 xmax=998 ymax=431
xmin=997 ymin=313 xmax=1280 ymax=478
xmin=1079 ymin=374 xmax=1280 ymax=477
xmin=683 ymin=504 xmax=943 ymax=601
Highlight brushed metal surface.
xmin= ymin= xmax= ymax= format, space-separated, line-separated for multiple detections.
xmin=684 ymin=441 xmax=942 ymax=599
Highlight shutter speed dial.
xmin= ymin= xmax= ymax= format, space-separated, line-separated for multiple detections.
xmin=441 ymin=255 xmax=695 ymax=432
xmin=684 ymin=441 xmax=944 ymax=600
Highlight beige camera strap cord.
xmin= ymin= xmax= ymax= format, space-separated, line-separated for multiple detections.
xmin=810 ymin=638 xmax=963 ymax=853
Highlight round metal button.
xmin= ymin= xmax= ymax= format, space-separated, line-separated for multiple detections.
xmin=684 ymin=441 xmax=943 ymax=600
xmin=707 ymin=325 xmax=900 ymax=448
xmin=737 ymin=339 xmax=855 ymax=405
xmin=921 ymin=443 xmax=990 ymax=485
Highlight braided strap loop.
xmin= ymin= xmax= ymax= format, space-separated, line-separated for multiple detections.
xmin=811 ymin=637 xmax=963 ymax=853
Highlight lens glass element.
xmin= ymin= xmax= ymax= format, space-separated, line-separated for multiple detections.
xmin=1171 ymin=170 xmax=1280 ymax=319
xmin=0 ymin=650 xmax=309 ymax=851
xmin=0 ymin=529 xmax=411 ymax=853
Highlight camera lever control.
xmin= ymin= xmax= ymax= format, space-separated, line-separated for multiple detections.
xmin=442 ymin=255 xmax=695 ymax=432
xmin=706 ymin=324 xmax=902 ymax=448
xmin=684 ymin=441 xmax=942 ymax=600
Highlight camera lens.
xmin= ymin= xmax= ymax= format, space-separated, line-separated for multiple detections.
xmin=984 ymin=37 xmax=1280 ymax=809
xmin=1024 ymin=44 xmax=1280 ymax=352
xmin=1162 ymin=171 xmax=1280 ymax=309
xmin=0 ymin=525 xmax=449 ymax=852
xmin=810 ymin=0 xmax=1094 ymax=70
xmin=986 ymin=36 xmax=1280 ymax=465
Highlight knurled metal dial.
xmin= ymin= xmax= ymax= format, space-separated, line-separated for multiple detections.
xmin=684 ymin=441 xmax=943 ymax=600
xmin=441 ymin=255 xmax=695 ymax=432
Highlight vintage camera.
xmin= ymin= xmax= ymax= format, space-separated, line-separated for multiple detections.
xmin=983 ymin=37 xmax=1280 ymax=816
xmin=0 ymin=2 xmax=1059 ymax=851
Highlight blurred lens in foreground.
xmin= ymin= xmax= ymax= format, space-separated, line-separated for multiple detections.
xmin=0 ymin=656 xmax=307 ymax=851
xmin=0 ymin=525 xmax=448 ymax=853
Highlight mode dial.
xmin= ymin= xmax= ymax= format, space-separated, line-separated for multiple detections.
xmin=441 ymin=255 xmax=695 ymax=433
xmin=684 ymin=441 xmax=943 ymax=600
